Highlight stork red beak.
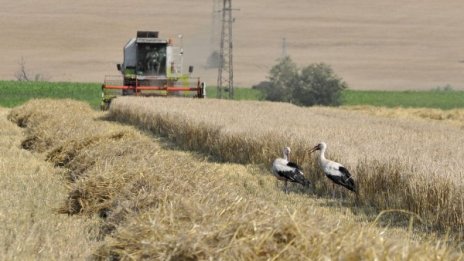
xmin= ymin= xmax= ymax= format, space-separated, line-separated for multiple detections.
xmin=309 ymin=145 xmax=319 ymax=153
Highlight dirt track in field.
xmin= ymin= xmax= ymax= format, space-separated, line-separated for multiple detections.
xmin=1 ymin=0 xmax=464 ymax=90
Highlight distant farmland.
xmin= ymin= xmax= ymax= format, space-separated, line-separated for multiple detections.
xmin=1 ymin=80 xmax=464 ymax=109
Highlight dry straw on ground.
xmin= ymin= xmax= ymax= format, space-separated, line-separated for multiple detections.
xmin=5 ymin=99 xmax=463 ymax=260
xmin=0 ymin=107 xmax=100 ymax=260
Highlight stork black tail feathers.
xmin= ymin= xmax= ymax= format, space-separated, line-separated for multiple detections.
xmin=339 ymin=166 xmax=357 ymax=193
xmin=294 ymin=174 xmax=311 ymax=188
xmin=303 ymin=178 xmax=311 ymax=188
xmin=345 ymin=178 xmax=357 ymax=193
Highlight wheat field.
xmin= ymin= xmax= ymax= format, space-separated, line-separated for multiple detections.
xmin=2 ymin=99 xmax=463 ymax=259
xmin=108 ymin=97 xmax=464 ymax=234
xmin=345 ymin=105 xmax=464 ymax=126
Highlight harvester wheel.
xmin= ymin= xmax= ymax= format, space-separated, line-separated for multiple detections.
xmin=100 ymin=99 xmax=112 ymax=111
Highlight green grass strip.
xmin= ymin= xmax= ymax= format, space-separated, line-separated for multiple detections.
xmin=0 ymin=81 xmax=101 ymax=109
xmin=1 ymin=80 xmax=463 ymax=110
xmin=342 ymin=89 xmax=464 ymax=110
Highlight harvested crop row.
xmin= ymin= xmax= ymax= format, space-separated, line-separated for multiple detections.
xmin=7 ymin=99 xmax=463 ymax=259
xmin=108 ymin=96 xmax=464 ymax=234
xmin=0 ymin=107 xmax=99 ymax=260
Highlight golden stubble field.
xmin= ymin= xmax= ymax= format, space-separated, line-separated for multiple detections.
xmin=2 ymin=98 xmax=463 ymax=259
xmin=1 ymin=0 xmax=464 ymax=89
xmin=0 ymin=107 xmax=100 ymax=259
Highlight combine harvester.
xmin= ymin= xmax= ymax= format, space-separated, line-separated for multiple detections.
xmin=101 ymin=31 xmax=206 ymax=110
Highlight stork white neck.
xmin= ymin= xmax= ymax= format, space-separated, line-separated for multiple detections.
xmin=316 ymin=142 xmax=328 ymax=166
xmin=283 ymin=147 xmax=291 ymax=161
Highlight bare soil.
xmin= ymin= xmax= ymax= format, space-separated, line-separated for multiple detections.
xmin=1 ymin=0 xmax=464 ymax=90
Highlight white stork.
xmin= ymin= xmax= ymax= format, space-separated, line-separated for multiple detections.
xmin=272 ymin=147 xmax=311 ymax=193
xmin=309 ymin=142 xmax=357 ymax=195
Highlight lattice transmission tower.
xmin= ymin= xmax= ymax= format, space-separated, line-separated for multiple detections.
xmin=216 ymin=0 xmax=237 ymax=99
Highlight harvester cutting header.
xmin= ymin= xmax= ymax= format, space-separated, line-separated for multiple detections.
xmin=101 ymin=31 xmax=206 ymax=110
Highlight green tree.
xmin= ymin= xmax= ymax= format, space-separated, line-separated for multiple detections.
xmin=263 ymin=57 xmax=298 ymax=103
xmin=262 ymin=57 xmax=347 ymax=106
xmin=293 ymin=63 xmax=347 ymax=106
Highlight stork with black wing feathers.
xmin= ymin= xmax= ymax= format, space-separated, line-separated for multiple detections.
xmin=309 ymin=142 xmax=357 ymax=196
xmin=272 ymin=147 xmax=311 ymax=193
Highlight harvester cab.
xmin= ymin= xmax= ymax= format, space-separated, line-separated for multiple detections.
xmin=101 ymin=31 xmax=206 ymax=110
